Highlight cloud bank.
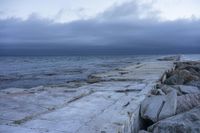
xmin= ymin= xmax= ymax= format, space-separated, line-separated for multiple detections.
xmin=0 ymin=1 xmax=200 ymax=55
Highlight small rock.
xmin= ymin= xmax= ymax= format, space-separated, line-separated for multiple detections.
xmin=148 ymin=106 xmax=200 ymax=133
xmin=160 ymin=85 xmax=182 ymax=95
xmin=176 ymin=94 xmax=200 ymax=114
xmin=87 ymin=75 xmax=102 ymax=83
xmin=151 ymin=89 xmax=165 ymax=95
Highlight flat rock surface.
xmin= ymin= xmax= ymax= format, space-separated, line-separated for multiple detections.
xmin=0 ymin=61 xmax=174 ymax=133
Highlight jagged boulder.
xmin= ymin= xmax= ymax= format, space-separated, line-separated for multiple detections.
xmin=186 ymin=81 xmax=200 ymax=89
xmin=175 ymin=62 xmax=200 ymax=72
xmin=177 ymin=85 xmax=200 ymax=94
xmin=165 ymin=69 xmax=199 ymax=85
xmin=158 ymin=90 xmax=177 ymax=120
xmin=151 ymin=89 xmax=165 ymax=95
xmin=148 ymin=106 xmax=200 ymax=133
xmin=140 ymin=95 xmax=165 ymax=122
xmin=140 ymin=91 xmax=177 ymax=122
xmin=176 ymin=94 xmax=200 ymax=114
xmin=159 ymin=85 xmax=182 ymax=95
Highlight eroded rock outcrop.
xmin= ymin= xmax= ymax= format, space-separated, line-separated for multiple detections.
xmin=139 ymin=61 xmax=200 ymax=133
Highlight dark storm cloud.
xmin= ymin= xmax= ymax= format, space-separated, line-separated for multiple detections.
xmin=0 ymin=1 xmax=200 ymax=55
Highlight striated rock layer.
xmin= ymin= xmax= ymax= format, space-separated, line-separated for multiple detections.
xmin=0 ymin=60 xmax=174 ymax=133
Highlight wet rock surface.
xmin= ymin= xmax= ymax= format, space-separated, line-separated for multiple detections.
xmin=140 ymin=61 xmax=200 ymax=133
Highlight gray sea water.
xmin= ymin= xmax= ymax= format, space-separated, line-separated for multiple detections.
xmin=0 ymin=54 xmax=199 ymax=89
xmin=0 ymin=55 xmax=157 ymax=89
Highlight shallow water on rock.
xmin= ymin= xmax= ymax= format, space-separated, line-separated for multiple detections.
xmin=0 ymin=55 xmax=156 ymax=89
xmin=1 ymin=54 xmax=199 ymax=89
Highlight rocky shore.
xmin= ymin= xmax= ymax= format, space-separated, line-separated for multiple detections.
xmin=0 ymin=56 xmax=175 ymax=133
xmin=139 ymin=61 xmax=200 ymax=133
xmin=1 ymin=55 xmax=199 ymax=133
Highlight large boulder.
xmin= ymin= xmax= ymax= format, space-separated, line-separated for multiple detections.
xmin=186 ymin=81 xmax=200 ymax=89
xmin=164 ymin=74 xmax=184 ymax=85
xmin=159 ymin=85 xmax=182 ymax=95
xmin=158 ymin=90 xmax=177 ymax=120
xmin=177 ymin=85 xmax=200 ymax=94
xmin=140 ymin=91 xmax=177 ymax=122
xmin=187 ymin=67 xmax=200 ymax=78
xmin=176 ymin=94 xmax=200 ymax=114
xmin=140 ymin=95 xmax=165 ymax=122
xmin=165 ymin=69 xmax=199 ymax=85
xmin=176 ymin=62 xmax=200 ymax=72
xmin=148 ymin=106 xmax=200 ymax=133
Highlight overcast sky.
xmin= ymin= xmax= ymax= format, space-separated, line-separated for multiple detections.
xmin=0 ymin=0 xmax=200 ymax=55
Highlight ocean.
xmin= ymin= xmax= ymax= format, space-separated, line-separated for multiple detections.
xmin=0 ymin=54 xmax=199 ymax=89
xmin=0 ymin=55 xmax=158 ymax=89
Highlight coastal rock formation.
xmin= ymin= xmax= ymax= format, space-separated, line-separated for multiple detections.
xmin=158 ymin=90 xmax=177 ymax=120
xmin=178 ymin=85 xmax=200 ymax=94
xmin=148 ymin=106 xmax=200 ymax=133
xmin=165 ymin=61 xmax=200 ymax=85
xmin=159 ymin=85 xmax=182 ymax=95
xmin=176 ymin=94 xmax=200 ymax=114
xmin=140 ymin=95 xmax=165 ymax=122
xmin=140 ymin=61 xmax=200 ymax=133
xmin=186 ymin=80 xmax=200 ymax=89
xmin=157 ymin=56 xmax=180 ymax=61
xmin=164 ymin=69 xmax=199 ymax=85
xmin=141 ymin=90 xmax=177 ymax=122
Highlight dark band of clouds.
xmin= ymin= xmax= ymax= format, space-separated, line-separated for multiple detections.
xmin=0 ymin=1 xmax=200 ymax=55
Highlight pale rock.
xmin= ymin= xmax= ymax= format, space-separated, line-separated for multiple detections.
xmin=178 ymin=85 xmax=200 ymax=94
xmin=158 ymin=90 xmax=177 ymax=120
xmin=176 ymin=94 xmax=200 ymax=114
xmin=148 ymin=106 xmax=200 ymax=133
xmin=140 ymin=95 xmax=165 ymax=122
